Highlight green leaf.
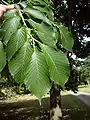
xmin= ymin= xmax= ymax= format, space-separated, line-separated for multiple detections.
xmin=32 ymin=6 xmax=54 ymax=21
xmin=1 ymin=16 xmax=21 ymax=45
xmin=9 ymin=41 xmax=33 ymax=83
xmin=40 ymin=44 xmax=70 ymax=86
xmin=59 ymin=24 xmax=74 ymax=51
xmin=24 ymin=7 xmax=51 ymax=25
xmin=24 ymin=49 xmax=51 ymax=99
xmin=28 ymin=19 xmax=58 ymax=47
xmin=0 ymin=41 xmax=6 ymax=72
xmin=3 ymin=10 xmax=17 ymax=20
xmin=27 ymin=0 xmax=49 ymax=7
xmin=6 ymin=27 xmax=28 ymax=61
xmin=19 ymin=1 xmax=27 ymax=8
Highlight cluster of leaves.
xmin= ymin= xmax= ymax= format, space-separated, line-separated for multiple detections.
xmin=52 ymin=0 xmax=90 ymax=92
xmin=53 ymin=0 xmax=90 ymax=58
xmin=0 ymin=0 xmax=74 ymax=99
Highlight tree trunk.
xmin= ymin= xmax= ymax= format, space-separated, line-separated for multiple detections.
xmin=50 ymin=83 xmax=62 ymax=120
xmin=67 ymin=0 xmax=72 ymax=31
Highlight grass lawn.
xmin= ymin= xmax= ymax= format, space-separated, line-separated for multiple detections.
xmin=0 ymin=88 xmax=90 ymax=120
xmin=61 ymin=91 xmax=87 ymax=109
xmin=78 ymin=85 xmax=90 ymax=93
xmin=61 ymin=91 xmax=90 ymax=120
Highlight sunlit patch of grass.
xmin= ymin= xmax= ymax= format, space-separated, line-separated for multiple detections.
xmin=78 ymin=84 xmax=90 ymax=93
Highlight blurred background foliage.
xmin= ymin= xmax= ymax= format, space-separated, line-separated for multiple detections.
xmin=52 ymin=0 xmax=90 ymax=91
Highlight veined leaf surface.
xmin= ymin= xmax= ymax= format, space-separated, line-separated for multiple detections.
xmin=9 ymin=41 xmax=33 ymax=83
xmin=24 ymin=7 xmax=51 ymax=25
xmin=6 ymin=27 xmax=27 ymax=61
xmin=2 ymin=16 xmax=21 ymax=45
xmin=3 ymin=9 xmax=17 ymax=19
xmin=0 ymin=41 xmax=6 ymax=72
xmin=24 ymin=49 xmax=51 ymax=99
xmin=40 ymin=44 xmax=70 ymax=86
xmin=28 ymin=19 xmax=58 ymax=47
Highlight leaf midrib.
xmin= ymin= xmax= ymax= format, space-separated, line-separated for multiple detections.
xmin=44 ymin=47 xmax=60 ymax=80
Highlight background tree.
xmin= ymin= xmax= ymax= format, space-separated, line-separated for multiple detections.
xmin=79 ymin=56 xmax=90 ymax=84
xmin=52 ymin=0 xmax=90 ymax=91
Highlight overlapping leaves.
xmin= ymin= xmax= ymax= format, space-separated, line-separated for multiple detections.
xmin=0 ymin=0 xmax=74 ymax=99
xmin=40 ymin=44 xmax=70 ymax=86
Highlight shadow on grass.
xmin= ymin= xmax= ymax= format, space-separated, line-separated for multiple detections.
xmin=0 ymin=94 xmax=90 ymax=120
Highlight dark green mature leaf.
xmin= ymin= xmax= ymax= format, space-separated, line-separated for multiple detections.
xmin=32 ymin=6 xmax=54 ymax=21
xmin=40 ymin=44 xmax=70 ymax=86
xmin=59 ymin=24 xmax=74 ymax=51
xmin=27 ymin=0 xmax=50 ymax=7
xmin=9 ymin=41 xmax=33 ymax=83
xmin=24 ymin=49 xmax=51 ymax=99
xmin=0 ymin=41 xmax=6 ymax=72
xmin=28 ymin=19 xmax=58 ymax=47
xmin=6 ymin=27 xmax=28 ymax=61
xmin=24 ymin=7 xmax=51 ymax=25
xmin=2 ymin=16 xmax=21 ymax=45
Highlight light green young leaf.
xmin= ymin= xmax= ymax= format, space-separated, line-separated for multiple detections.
xmin=3 ymin=9 xmax=18 ymax=20
xmin=59 ymin=24 xmax=74 ymax=51
xmin=40 ymin=44 xmax=70 ymax=86
xmin=24 ymin=49 xmax=51 ymax=99
xmin=1 ymin=16 xmax=21 ymax=45
xmin=9 ymin=41 xmax=33 ymax=83
xmin=28 ymin=19 xmax=58 ymax=47
xmin=6 ymin=27 xmax=28 ymax=61
xmin=0 ymin=41 xmax=6 ymax=72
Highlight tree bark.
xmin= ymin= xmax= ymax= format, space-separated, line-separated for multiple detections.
xmin=50 ymin=83 xmax=62 ymax=120
xmin=67 ymin=0 xmax=72 ymax=31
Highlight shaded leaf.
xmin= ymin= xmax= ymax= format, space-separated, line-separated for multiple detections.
xmin=33 ymin=6 xmax=54 ymax=21
xmin=24 ymin=7 xmax=51 ymax=25
xmin=0 ymin=41 xmax=6 ymax=72
xmin=59 ymin=24 xmax=74 ymax=51
xmin=28 ymin=19 xmax=58 ymax=47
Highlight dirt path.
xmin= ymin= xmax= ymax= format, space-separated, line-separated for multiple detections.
xmin=0 ymin=95 xmax=50 ymax=120
xmin=0 ymin=92 xmax=90 ymax=120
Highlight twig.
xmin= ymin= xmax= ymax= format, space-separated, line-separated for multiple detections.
xmin=1 ymin=0 xmax=8 ymax=5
